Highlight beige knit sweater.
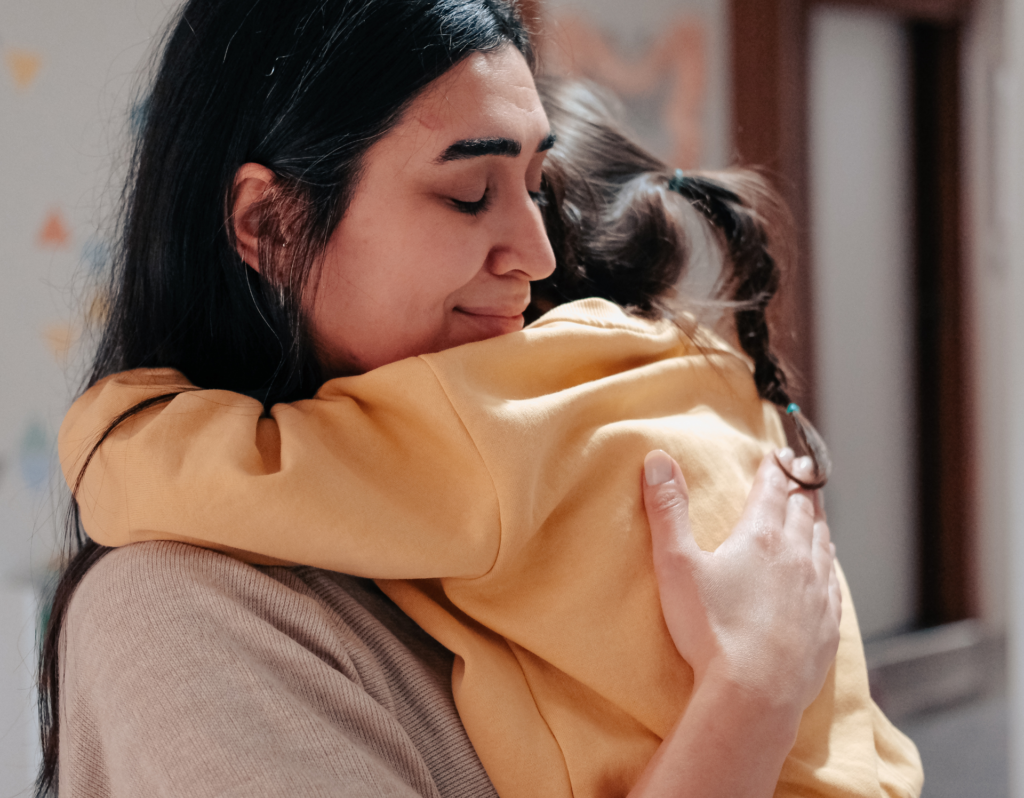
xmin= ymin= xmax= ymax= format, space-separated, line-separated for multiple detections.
xmin=60 ymin=540 xmax=499 ymax=797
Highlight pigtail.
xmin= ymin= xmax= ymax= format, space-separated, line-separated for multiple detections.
xmin=536 ymin=79 xmax=831 ymax=488
xmin=666 ymin=170 xmax=831 ymax=489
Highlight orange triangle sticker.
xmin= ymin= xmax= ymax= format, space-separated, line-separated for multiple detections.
xmin=6 ymin=49 xmax=42 ymax=90
xmin=37 ymin=210 xmax=71 ymax=248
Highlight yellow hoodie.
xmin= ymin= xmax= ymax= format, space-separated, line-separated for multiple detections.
xmin=59 ymin=298 xmax=922 ymax=798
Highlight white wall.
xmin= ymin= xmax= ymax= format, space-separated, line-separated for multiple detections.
xmin=0 ymin=0 xmax=176 ymax=792
xmin=0 ymin=0 xmax=176 ymax=570
xmin=0 ymin=583 xmax=39 ymax=794
xmin=809 ymin=7 xmax=918 ymax=640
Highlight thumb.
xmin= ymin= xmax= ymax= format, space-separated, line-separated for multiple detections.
xmin=643 ymin=450 xmax=698 ymax=560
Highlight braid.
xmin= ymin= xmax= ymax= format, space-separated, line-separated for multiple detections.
xmin=669 ymin=171 xmax=831 ymax=489
xmin=534 ymin=80 xmax=831 ymax=488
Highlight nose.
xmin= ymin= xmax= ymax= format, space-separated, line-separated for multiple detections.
xmin=488 ymin=192 xmax=557 ymax=281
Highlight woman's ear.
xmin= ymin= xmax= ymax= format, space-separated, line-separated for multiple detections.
xmin=231 ymin=163 xmax=277 ymax=272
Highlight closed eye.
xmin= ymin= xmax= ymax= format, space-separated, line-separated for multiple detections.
xmin=451 ymin=191 xmax=490 ymax=216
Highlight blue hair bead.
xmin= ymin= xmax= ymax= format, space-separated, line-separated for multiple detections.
xmin=786 ymin=403 xmax=800 ymax=416
xmin=667 ymin=168 xmax=687 ymax=193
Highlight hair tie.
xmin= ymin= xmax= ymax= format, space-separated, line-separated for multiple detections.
xmin=786 ymin=403 xmax=801 ymax=416
xmin=667 ymin=168 xmax=688 ymax=193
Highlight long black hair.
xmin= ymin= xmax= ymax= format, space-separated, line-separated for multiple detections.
xmin=37 ymin=0 xmax=532 ymax=793
xmin=534 ymin=80 xmax=831 ymax=486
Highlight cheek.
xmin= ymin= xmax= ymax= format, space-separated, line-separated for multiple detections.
xmin=308 ymin=200 xmax=490 ymax=370
xmin=391 ymin=202 xmax=491 ymax=288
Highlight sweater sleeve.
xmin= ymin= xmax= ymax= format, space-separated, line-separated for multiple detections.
xmin=58 ymin=366 xmax=500 ymax=580
xmin=60 ymin=542 xmax=498 ymax=798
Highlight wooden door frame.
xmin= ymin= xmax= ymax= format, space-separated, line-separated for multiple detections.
xmin=731 ymin=0 xmax=976 ymax=626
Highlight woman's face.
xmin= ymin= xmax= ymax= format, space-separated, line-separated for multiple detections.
xmin=310 ymin=46 xmax=556 ymax=376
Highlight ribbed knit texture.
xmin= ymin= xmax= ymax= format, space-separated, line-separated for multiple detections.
xmin=60 ymin=541 xmax=498 ymax=797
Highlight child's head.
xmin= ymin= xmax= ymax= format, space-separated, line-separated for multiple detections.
xmin=535 ymin=80 xmax=830 ymax=487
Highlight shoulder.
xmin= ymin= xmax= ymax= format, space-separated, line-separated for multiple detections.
xmin=66 ymin=541 xmax=306 ymax=661
xmin=66 ymin=542 xmax=245 ymax=666
xmin=63 ymin=542 xmax=359 ymax=717
xmin=526 ymin=298 xmax=744 ymax=361
xmin=65 ymin=541 xmax=434 ymax=695
xmin=528 ymin=297 xmax=666 ymax=335
xmin=62 ymin=542 xmax=495 ymax=798
xmin=70 ymin=538 xmax=251 ymax=615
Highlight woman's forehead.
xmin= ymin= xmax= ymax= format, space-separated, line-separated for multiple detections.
xmin=395 ymin=48 xmax=550 ymax=159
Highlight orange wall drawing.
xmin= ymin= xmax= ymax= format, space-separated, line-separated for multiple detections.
xmin=36 ymin=209 xmax=71 ymax=249
xmin=5 ymin=48 xmax=42 ymax=91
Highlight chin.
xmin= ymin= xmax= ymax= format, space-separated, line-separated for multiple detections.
xmin=452 ymin=311 xmax=526 ymax=344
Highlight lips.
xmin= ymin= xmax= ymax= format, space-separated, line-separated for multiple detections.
xmin=454 ymin=305 xmax=527 ymax=337
xmin=456 ymin=306 xmax=527 ymax=319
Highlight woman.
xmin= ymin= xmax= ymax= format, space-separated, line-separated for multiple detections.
xmin=39 ymin=0 xmax=916 ymax=796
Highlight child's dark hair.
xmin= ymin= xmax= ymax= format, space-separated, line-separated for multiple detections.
xmin=534 ymin=79 xmax=830 ymax=489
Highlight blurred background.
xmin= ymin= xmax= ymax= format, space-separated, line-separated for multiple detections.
xmin=1 ymin=0 xmax=1022 ymax=795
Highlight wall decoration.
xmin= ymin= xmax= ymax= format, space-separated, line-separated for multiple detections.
xmin=18 ymin=421 xmax=51 ymax=493
xmin=87 ymin=290 xmax=111 ymax=327
xmin=36 ymin=209 xmax=71 ymax=249
xmin=4 ymin=48 xmax=42 ymax=91
xmin=542 ymin=13 xmax=707 ymax=169
xmin=81 ymin=237 xmax=110 ymax=275
xmin=42 ymin=323 xmax=75 ymax=361
xmin=1 ymin=3 xmax=182 ymax=787
xmin=130 ymin=96 xmax=151 ymax=136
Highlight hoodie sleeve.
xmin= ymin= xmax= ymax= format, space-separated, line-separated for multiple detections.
xmin=58 ymin=365 xmax=500 ymax=580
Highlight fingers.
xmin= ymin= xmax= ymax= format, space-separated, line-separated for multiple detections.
xmin=807 ymin=491 xmax=840 ymax=625
xmin=781 ymin=457 xmax=825 ymax=550
xmin=828 ymin=543 xmax=843 ymax=624
xmin=813 ymin=486 xmax=827 ymax=520
xmin=736 ymin=449 xmax=793 ymax=539
xmin=815 ymin=519 xmax=842 ymax=626
xmin=810 ymin=516 xmax=833 ymax=584
xmin=643 ymin=450 xmax=699 ymax=561
xmin=829 ymin=564 xmax=842 ymax=621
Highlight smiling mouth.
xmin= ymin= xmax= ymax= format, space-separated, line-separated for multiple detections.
xmin=454 ymin=306 xmax=527 ymax=336
xmin=455 ymin=307 xmax=526 ymax=320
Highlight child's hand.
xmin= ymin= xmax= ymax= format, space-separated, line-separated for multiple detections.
xmin=642 ymin=448 xmax=841 ymax=718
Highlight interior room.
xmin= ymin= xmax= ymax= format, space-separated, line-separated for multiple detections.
xmin=1 ymin=0 xmax=1022 ymax=794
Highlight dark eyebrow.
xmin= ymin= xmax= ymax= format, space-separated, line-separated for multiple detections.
xmin=436 ymin=131 xmax=557 ymax=163
xmin=438 ymin=138 xmax=520 ymax=162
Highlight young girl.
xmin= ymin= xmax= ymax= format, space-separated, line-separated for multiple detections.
xmin=59 ymin=75 xmax=921 ymax=798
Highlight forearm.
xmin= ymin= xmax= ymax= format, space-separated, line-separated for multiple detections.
xmin=59 ymin=367 xmax=498 ymax=578
xmin=628 ymin=671 xmax=801 ymax=798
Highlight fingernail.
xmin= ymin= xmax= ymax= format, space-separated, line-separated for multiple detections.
xmin=644 ymin=450 xmax=674 ymax=486
xmin=777 ymin=447 xmax=795 ymax=464
xmin=794 ymin=456 xmax=813 ymax=478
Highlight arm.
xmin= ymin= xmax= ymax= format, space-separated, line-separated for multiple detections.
xmin=61 ymin=541 xmax=497 ymax=797
xmin=57 ymin=366 xmax=499 ymax=579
